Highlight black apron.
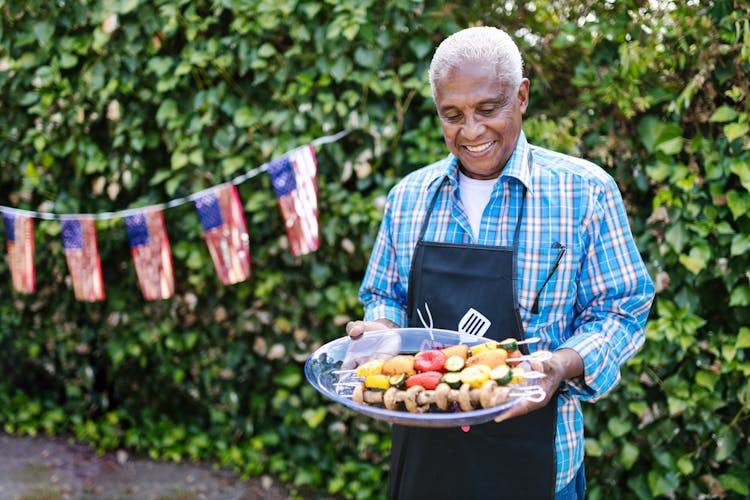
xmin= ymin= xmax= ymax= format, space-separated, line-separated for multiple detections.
xmin=390 ymin=175 xmax=558 ymax=500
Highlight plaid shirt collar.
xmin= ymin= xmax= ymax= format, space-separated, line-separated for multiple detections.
xmin=436 ymin=131 xmax=534 ymax=193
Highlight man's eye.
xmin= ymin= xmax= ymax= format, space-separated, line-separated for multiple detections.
xmin=478 ymin=108 xmax=496 ymax=115
xmin=443 ymin=114 xmax=461 ymax=122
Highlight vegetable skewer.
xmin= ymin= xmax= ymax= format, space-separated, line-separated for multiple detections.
xmin=332 ymin=337 xmax=549 ymax=414
xmin=348 ymin=379 xmax=545 ymax=412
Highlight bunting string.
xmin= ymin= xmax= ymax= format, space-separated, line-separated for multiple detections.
xmin=0 ymin=130 xmax=350 ymax=300
xmin=0 ymin=129 xmax=350 ymax=221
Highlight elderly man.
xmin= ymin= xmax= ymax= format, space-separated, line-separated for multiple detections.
xmin=347 ymin=26 xmax=654 ymax=499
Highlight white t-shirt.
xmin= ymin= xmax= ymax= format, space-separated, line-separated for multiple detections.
xmin=458 ymin=171 xmax=497 ymax=239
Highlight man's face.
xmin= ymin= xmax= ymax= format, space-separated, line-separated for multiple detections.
xmin=433 ymin=60 xmax=529 ymax=179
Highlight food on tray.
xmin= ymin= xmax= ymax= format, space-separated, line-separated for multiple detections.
xmin=465 ymin=349 xmax=507 ymax=369
xmin=345 ymin=338 xmax=535 ymax=413
xmin=405 ymin=371 xmax=443 ymax=390
xmin=440 ymin=343 xmax=469 ymax=360
xmin=352 ymin=379 xmax=512 ymax=413
xmin=470 ymin=338 xmax=523 ymax=358
xmin=382 ymin=355 xmax=417 ymax=376
xmin=413 ymin=350 xmax=447 ymax=372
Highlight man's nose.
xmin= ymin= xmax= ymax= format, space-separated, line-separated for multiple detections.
xmin=462 ymin=115 xmax=485 ymax=140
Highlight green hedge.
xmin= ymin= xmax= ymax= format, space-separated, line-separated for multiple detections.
xmin=1 ymin=1 xmax=748 ymax=498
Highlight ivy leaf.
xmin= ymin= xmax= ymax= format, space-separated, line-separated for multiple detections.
xmin=648 ymin=469 xmax=680 ymax=496
xmin=667 ymin=395 xmax=690 ymax=415
xmin=645 ymin=160 xmax=671 ymax=182
xmin=678 ymin=246 xmax=710 ymax=275
xmin=408 ymin=38 xmax=433 ymax=58
xmin=637 ymin=116 xmax=683 ymax=155
xmin=221 ymin=156 xmax=245 ymax=176
xmin=664 ymin=223 xmax=689 ymax=253
xmin=713 ymin=426 xmax=739 ymax=462
xmin=233 ymin=107 xmax=255 ymax=128
xmin=171 ymin=151 xmax=189 ymax=170
xmin=657 ymin=136 xmax=683 ymax=155
xmin=301 ymin=407 xmax=327 ymax=428
xmin=709 ymin=105 xmax=738 ymax=122
xmin=676 ymin=454 xmax=695 ymax=475
xmin=724 ymin=122 xmax=749 ymax=142
xmin=584 ymin=437 xmax=603 ymax=457
xmin=619 ymin=441 xmax=639 ymax=469
xmin=156 ymin=99 xmax=179 ymax=126
xmin=607 ymin=416 xmax=632 ymax=437
xmin=695 ymin=370 xmax=719 ymax=390
xmin=354 ymin=47 xmax=379 ymax=69
xmin=329 ymin=57 xmax=352 ymax=83
xmin=718 ymin=474 xmax=750 ymax=496
xmin=33 ymin=22 xmax=55 ymax=48
xmin=737 ymin=327 xmax=750 ymax=349
xmin=111 ymin=0 xmax=139 ymax=14
xmin=730 ymin=234 xmax=750 ymax=256
xmin=729 ymin=159 xmax=750 ymax=192
xmin=273 ymin=366 xmax=302 ymax=389
xmin=726 ymin=190 xmax=750 ymax=220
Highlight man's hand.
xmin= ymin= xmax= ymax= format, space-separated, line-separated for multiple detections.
xmin=341 ymin=318 xmax=402 ymax=369
xmin=345 ymin=318 xmax=399 ymax=339
xmin=495 ymin=348 xmax=583 ymax=423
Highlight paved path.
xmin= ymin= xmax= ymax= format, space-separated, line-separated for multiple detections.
xmin=0 ymin=433 xmax=296 ymax=499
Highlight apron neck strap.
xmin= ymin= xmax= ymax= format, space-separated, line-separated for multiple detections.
xmin=418 ymin=176 xmax=447 ymax=242
xmin=512 ymin=186 xmax=526 ymax=253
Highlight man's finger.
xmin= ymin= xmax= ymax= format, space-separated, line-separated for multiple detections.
xmin=345 ymin=320 xmax=366 ymax=338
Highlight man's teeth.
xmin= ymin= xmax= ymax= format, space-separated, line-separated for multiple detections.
xmin=465 ymin=142 xmax=493 ymax=153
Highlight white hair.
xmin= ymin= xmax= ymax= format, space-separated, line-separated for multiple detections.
xmin=428 ymin=27 xmax=524 ymax=98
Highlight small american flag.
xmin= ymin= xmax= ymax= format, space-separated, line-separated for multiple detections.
xmin=194 ymin=183 xmax=251 ymax=285
xmin=2 ymin=211 xmax=36 ymax=294
xmin=125 ymin=208 xmax=175 ymax=301
xmin=61 ymin=217 xmax=105 ymax=302
xmin=267 ymin=145 xmax=319 ymax=257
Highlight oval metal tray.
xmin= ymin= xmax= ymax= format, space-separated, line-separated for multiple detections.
xmin=304 ymin=328 xmax=528 ymax=428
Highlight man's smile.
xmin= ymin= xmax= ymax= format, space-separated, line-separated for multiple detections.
xmin=464 ymin=141 xmax=495 ymax=153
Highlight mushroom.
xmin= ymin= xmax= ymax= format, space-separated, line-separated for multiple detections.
xmin=352 ymin=383 xmax=364 ymax=405
xmin=417 ymin=390 xmax=436 ymax=407
xmin=352 ymin=378 xmax=526 ymax=414
xmin=405 ymin=386 xmax=429 ymax=413
xmin=384 ymin=387 xmax=401 ymax=410
xmin=491 ymin=386 xmax=511 ymax=407
xmin=480 ymin=380 xmax=496 ymax=409
xmin=458 ymin=383 xmax=475 ymax=411
xmin=434 ymin=383 xmax=451 ymax=410
xmin=364 ymin=390 xmax=385 ymax=404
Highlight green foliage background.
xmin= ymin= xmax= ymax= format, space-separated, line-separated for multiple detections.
xmin=1 ymin=0 xmax=749 ymax=498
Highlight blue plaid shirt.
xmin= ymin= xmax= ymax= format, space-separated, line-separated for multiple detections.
xmin=359 ymin=131 xmax=655 ymax=491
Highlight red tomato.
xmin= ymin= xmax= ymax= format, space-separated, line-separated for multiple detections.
xmin=506 ymin=350 xmax=523 ymax=363
xmin=405 ymin=371 xmax=443 ymax=390
xmin=414 ymin=350 xmax=446 ymax=373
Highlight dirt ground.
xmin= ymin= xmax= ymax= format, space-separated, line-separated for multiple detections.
xmin=0 ymin=433 xmax=309 ymax=500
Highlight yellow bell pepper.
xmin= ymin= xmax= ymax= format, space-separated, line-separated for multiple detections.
xmin=510 ymin=367 xmax=526 ymax=385
xmin=470 ymin=341 xmax=499 ymax=356
xmin=356 ymin=359 xmax=385 ymax=378
xmin=364 ymin=374 xmax=391 ymax=390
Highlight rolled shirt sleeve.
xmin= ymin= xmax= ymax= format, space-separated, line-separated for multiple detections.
xmin=359 ymin=190 xmax=409 ymax=328
xmin=560 ymin=175 xmax=654 ymax=400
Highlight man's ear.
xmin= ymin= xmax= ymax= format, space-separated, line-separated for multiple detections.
xmin=518 ymin=78 xmax=530 ymax=113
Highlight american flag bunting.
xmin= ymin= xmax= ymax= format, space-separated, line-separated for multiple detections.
xmin=194 ymin=183 xmax=251 ymax=285
xmin=125 ymin=208 xmax=175 ymax=300
xmin=61 ymin=217 xmax=105 ymax=301
xmin=2 ymin=211 xmax=36 ymax=294
xmin=267 ymin=145 xmax=319 ymax=257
